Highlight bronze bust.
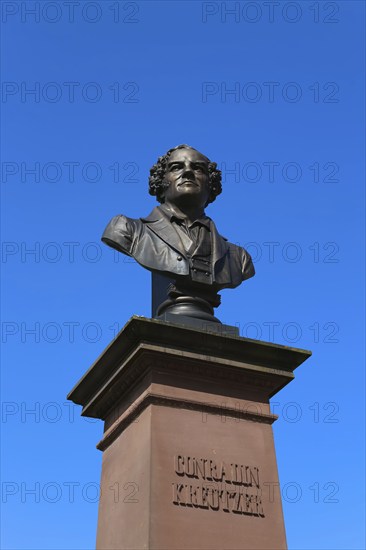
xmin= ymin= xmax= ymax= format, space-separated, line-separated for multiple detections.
xmin=102 ymin=145 xmax=254 ymax=324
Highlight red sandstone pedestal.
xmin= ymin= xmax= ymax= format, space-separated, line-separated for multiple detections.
xmin=68 ymin=316 xmax=311 ymax=550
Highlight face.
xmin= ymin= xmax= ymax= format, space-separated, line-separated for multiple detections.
xmin=162 ymin=148 xmax=210 ymax=209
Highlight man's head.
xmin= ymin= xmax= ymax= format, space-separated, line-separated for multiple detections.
xmin=149 ymin=145 xmax=222 ymax=208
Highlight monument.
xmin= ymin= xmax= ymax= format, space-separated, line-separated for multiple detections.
xmin=68 ymin=145 xmax=311 ymax=549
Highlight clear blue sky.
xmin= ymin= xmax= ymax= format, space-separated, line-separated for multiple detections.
xmin=1 ymin=1 xmax=365 ymax=549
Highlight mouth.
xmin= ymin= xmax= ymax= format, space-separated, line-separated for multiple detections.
xmin=178 ymin=180 xmax=198 ymax=187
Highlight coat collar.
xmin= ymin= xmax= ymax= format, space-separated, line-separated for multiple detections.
xmin=140 ymin=206 xmax=165 ymax=223
xmin=158 ymin=203 xmax=211 ymax=229
xmin=141 ymin=205 xmax=209 ymax=226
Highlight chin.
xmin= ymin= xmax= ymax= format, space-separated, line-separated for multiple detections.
xmin=177 ymin=193 xmax=206 ymax=208
xmin=179 ymin=188 xmax=202 ymax=197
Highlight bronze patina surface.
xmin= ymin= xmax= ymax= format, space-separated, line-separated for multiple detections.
xmin=102 ymin=145 xmax=254 ymax=323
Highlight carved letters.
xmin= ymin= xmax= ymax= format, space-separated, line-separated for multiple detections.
xmin=172 ymin=455 xmax=264 ymax=517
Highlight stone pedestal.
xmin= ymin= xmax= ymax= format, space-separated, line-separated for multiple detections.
xmin=68 ymin=316 xmax=311 ymax=550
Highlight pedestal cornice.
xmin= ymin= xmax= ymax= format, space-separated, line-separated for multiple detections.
xmin=68 ymin=316 xmax=311 ymax=422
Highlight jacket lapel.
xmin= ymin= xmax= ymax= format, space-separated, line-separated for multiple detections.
xmin=140 ymin=207 xmax=187 ymax=257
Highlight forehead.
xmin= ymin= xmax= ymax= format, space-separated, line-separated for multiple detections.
xmin=168 ymin=148 xmax=209 ymax=164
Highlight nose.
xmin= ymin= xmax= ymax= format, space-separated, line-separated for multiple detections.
xmin=181 ymin=163 xmax=195 ymax=180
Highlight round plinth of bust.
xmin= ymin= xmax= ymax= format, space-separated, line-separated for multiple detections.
xmin=156 ymin=296 xmax=221 ymax=323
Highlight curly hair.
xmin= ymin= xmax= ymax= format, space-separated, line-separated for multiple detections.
xmin=148 ymin=144 xmax=222 ymax=205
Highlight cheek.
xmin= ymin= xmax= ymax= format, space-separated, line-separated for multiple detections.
xmin=163 ymin=182 xmax=175 ymax=198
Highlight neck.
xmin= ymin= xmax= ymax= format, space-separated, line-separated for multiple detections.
xmin=164 ymin=201 xmax=205 ymax=224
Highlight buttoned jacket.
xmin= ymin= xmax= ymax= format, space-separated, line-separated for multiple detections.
xmin=102 ymin=206 xmax=254 ymax=289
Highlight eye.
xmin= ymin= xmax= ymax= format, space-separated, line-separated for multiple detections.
xmin=194 ymin=165 xmax=207 ymax=173
xmin=170 ymin=165 xmax=181 ymax=171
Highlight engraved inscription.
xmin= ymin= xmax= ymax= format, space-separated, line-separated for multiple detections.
xmin=172 ymin=455 xmax=264 ymax=517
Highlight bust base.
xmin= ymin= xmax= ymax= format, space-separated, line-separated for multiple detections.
xmin=68 ymin=316 xmax=311 ymax=550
